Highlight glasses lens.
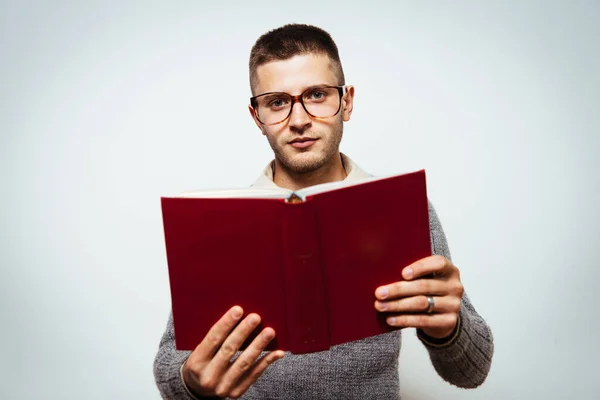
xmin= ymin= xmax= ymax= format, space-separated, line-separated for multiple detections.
xmin=255 ymin=94 xmax=292 ymax=125
xmin=255 ymin=87 xmax=341 ymax=125
xmin=302 ymin=87 xmax=341 ymax=118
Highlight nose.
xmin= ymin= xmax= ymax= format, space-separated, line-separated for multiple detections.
xmin=288 ymin=100 xmax=312 ymax=132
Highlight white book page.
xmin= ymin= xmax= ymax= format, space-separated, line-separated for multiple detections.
xmin=172 ymin=187 xmax=292 ymax=199
xmin=168 ymin=175 xmax=392 ymax=200
xmin=167 ymin=176 xmax=389 ymax=200
xmin=294 ymin=175 xmax=382 ymax=200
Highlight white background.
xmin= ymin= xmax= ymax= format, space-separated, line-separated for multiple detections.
xmin=1 ymin=1 xmax=599 ymax=399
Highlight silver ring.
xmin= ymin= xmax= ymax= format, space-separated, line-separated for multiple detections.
xmin=425 ymin=296 xmax=435 ymax=314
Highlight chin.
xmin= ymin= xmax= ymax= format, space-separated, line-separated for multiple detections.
xmin=284 ymin=151 xmax=330 ymax=174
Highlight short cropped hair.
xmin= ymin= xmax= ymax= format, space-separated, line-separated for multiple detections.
xmin=249 ymin=24 xmax=345 ymax=95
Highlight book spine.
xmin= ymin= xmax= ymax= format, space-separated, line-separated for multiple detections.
xmin=280 ymin=201 xmax=330 ymax=354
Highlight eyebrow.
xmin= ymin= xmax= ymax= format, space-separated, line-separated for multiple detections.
xmin=256 ymin=84 xmax=335 ymax=97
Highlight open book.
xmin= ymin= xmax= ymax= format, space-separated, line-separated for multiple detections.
xmin=161 ymin=169 xmax=431 ymax=354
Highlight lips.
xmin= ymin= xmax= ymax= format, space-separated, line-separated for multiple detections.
xmin=289 ymin=137 xmax=318 ymax=149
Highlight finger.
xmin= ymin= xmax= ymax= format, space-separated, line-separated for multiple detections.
xmin=375 ymin=278 xmax=446 ymax=300
xmin=228 ymin=349 xmax=285 ymax=399
xmin=208 ymin=313 xmax=263 ymax=379
xmin=375 ymin=295 xmax=461 ymax=314
xmin=402 ymin=255 xmax=453 ymax=280
xmin=385 ymin=312 xmax=458 ymax=331
xmin=194 ymin=306 xmax=245 ymax=361
xmin=217 ymin=327 xmax=280 ymax=395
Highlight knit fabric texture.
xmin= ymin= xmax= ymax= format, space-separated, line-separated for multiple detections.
xmin=153 ymin=200 xmax=494 ymax=399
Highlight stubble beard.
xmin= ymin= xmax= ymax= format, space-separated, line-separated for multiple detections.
xmin=266 ymin=120 xmax=344 ymax=175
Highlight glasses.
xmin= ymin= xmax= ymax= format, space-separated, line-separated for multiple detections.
xmin=250 ymin=85 xmax=346 ymax=126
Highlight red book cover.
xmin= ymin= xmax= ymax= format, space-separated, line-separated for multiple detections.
xmin=161 ymin=170 xmax=431 ymax=354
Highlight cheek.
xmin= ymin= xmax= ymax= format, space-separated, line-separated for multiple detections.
xmin=263 ymin=125 xmax=286 ymax=140
xmin=316 ymin=119 xmax=343 ymax=139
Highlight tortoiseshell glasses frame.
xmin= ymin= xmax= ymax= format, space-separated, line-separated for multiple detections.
xmin=250 ymin=85 xmax=347 ymax=126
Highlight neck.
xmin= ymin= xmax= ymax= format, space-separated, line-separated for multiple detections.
xmin=273 ymin=153 xmax=347 ymax=191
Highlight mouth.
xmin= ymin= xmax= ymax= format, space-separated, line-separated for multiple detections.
xmin=289 ymin=137 xmax=318 ymax=149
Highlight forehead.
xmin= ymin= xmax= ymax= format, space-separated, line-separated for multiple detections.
xmin=254 ymin=53 xmax=338 ymax=94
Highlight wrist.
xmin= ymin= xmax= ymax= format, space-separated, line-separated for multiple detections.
xmin=180 ymin=359 xmax=203 ymax=400
xmin=420 ymin=325 xmax=454 ymax=339
xmin=180 ymin=360 xmax=223 ymax=400
xmin=418 ymin=314 xmax=461 ymax=347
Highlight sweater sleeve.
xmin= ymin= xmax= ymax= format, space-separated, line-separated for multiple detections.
xmin=153 ymin=312 xmax=198 ymax=399
xmin=418 ymin=200 xmax=494 ymax=388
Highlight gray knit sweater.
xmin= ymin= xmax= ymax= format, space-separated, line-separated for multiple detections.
xmin=153 ymin=201 xmax=494 ymax=399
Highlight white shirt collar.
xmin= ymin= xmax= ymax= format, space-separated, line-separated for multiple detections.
xmin=252 ymin=153 xmax=371 ymax=189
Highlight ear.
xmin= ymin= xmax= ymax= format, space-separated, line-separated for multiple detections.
xmin=341 ymin=86 xmax=355 ymax=122
xmin=248 ymin=105 xmax=265 ymax=134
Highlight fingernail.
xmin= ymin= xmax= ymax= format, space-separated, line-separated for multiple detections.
xmin=378 ymin=302 xmax=388 ymax=311
xmin=388 ymin=317 xmax=396 ymax=325
xmin=262 ymin=329 xmax=274 ymax=340
xmin=377 ymin=288 xmax=388 ymax=299
xmin=247 ymin=315 xmax=259 ymax=326
xmin=273 ymin=350 xmax=285 ymax=359
xmin=232 ymin=307 xmax=243 ymax=319
xmin=403 ymin=268 xmax=414 ymax=280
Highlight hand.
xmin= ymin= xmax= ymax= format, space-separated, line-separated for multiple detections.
xmin=374 ymin=255 xmax=464 ymax=339
xmin=182 ymin=306 xmax=285 ymax=399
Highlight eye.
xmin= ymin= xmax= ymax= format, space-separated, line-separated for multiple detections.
xmin=268 ymin=97 xmax=289 ymax=109
xmin=306 ymin=89 xmax=328 ymax=101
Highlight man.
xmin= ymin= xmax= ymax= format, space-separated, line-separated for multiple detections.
xmin=154 ymin=24 xmax=493 ymax=399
